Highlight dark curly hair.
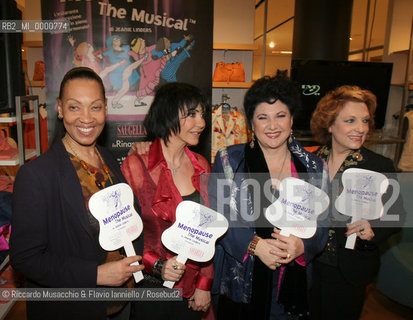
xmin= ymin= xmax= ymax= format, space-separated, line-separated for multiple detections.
xmin=244 ymin=75 xmax=301 ymax=129
xmin=310 ymin=85 xmax=377 ymax=145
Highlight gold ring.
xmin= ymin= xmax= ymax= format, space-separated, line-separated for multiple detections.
xmin=275 ymin=262 xmax=282 ymax=268
xmin=172 ymin=264 xmax=178 ymax=270
xmin=286 ymin=252 xmax=291 ymax=259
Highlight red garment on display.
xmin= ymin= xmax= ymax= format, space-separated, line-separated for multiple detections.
xmin=23 ymin=114 xmax=49 ymax=153
xmin=122 ymin=139 xmax=213 ymax=298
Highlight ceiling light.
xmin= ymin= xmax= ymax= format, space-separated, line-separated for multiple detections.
xmin=269 ymin=41 xmax=275 ymax=48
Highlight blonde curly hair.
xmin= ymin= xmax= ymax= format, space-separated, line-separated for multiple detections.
xmin=310 ymin=85 xmax=377 ymax=145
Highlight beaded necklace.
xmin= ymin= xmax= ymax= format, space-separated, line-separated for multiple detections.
xmin=64 ymin=137 xmax=113 ymax=189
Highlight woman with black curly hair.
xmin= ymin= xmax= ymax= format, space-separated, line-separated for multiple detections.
xmin=209 ymin=75 xmax=329 ymax=319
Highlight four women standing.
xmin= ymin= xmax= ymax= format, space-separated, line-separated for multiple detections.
xmin=10 ymin=68 xmax=403 ymax=320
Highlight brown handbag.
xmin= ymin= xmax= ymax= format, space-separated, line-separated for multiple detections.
xmin=213 ymin=62 xmax=245 ymax=82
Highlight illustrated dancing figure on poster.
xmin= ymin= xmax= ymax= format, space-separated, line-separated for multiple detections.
xmin=133 ymin=38 xmax=169 ymax=107
xmin=103 ymin=35 xmax=139 ymax=91
xmin=68 ymin=35 xmax=103 ymax=73
xmin=152 ymin=35 xmax=195 ymax=83
xmin=111 ymin=38 xmax=149 ymax=109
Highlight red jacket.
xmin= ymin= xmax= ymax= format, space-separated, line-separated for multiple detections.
xmin=122 ymin=138 xmax=213 ymax=297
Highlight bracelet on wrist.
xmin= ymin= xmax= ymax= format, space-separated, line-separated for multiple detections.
xmin=248 ymin=235 xmax=261 ymax=256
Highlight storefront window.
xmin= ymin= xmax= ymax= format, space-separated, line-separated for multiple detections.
xmin=254 ymin=0 xmax=389 ymax=78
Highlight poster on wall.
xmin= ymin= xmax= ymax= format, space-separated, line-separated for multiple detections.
xmin=41 ymin=0 xmax=213 ymax=164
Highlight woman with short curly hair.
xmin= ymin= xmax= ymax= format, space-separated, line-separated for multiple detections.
xmin=309 ymin=85 xmax=404 ymax=320
xmin=310 ymin=85 xmax=377 ymax=145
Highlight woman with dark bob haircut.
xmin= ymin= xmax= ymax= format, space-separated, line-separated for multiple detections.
xmin=208 ymin=75 xmax=328 ymax=319
xmin=10 ymin=67 xmax=144 ymax=320
xmin=122 ymin=82 xmax=213 ymax=319
xmin=309 ymin=85 xmax=404 ymax=319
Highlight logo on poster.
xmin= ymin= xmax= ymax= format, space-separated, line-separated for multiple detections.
xmin=117 ymin=124 xmax=146 ymax=138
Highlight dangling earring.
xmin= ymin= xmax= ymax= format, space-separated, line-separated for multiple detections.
xmin=288 ymin=130 xmax=293 ymax=144
xmin=250 ymin=132 xmax=255 ymax=148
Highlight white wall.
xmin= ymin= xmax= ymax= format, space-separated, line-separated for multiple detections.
xmin=213 ymin=0 xmax=255 ymax=44
xmin=388 ymin=0 xmax=413 ymax=54
xmin=22 ymin=0 xmax=43 ymax=43
xmin=212 ymin=0 xmax=255 ymax=109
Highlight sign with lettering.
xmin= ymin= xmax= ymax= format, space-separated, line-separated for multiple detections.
xmin=89 ymin=183 xmax=144 ymax=282
xmin=161 ymin=201 xmax=228 ymax=288
xmin=335 ymin=168 xmax=389 ymax=249
xmin=265 ymin=177 xmax=329 ymax=238
xmin=41 ymin=0 xmax=213 ymax=165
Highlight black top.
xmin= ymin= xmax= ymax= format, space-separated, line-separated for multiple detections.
xmin=182 ymin=189 xmax=203 ymax=205
xmin=10 ymin=140 xmax=144 ymax=320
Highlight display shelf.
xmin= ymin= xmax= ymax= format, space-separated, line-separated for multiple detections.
xmin=0 ymin=113 xmax=35 ymax=123
xmin=15 ymin=96 xmax=41 ymax=165
xmin=212 ymin=43 xmax=254 ymax=108
xmin=391 ymin=83 xmax=413 ymax=89
xmin=0 ymin=96 xmax=41 ymax=166
xmin=212 ymin=43 xmax=255 ymax=89
xmin=213 ymin=43 xmax=258 ymax=51
xmin=0 ymin=149 xmax=37 ymax=166
xmin=212 ymin=81 xmax=253 ymax=88
xmin=29 ymin=80 xmax=45 ymax=88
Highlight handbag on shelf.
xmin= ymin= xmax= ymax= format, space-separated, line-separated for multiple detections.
xmin=213 ymin=62 xmax=245 ymax=82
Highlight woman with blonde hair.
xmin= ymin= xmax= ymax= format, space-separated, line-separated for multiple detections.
xmin=309 ymin=85 xmax=404 ymax=319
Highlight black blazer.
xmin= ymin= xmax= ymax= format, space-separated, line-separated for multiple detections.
xmin=10 ymin=140 xmax=143 ymax=320
xmin=328 ymin=147 xmax=404 ymax=286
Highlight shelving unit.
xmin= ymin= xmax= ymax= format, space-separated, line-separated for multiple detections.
xmin=0 ymin=95 xmax=41 ymax=166
xmin=212 ymin=43 xmax=256 ymax=107
xmin=213 ymin=43 xmax=258 ymax=51
xmin=0 ymin=96 xmax=41 ymax=320
xmin=27 ymin=80 xmax=45 ymax=88
xmin=212 ymin=81 xmax=253 ymax=88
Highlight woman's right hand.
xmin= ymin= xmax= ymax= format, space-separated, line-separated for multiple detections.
xmin=162 ymin=256 xmax=186 ymax=282
xmin=97 ymin=255 xmax=144 ymax=286
xmin=255 ymin=238 xmax=281 ymax=270
xmin=128 ymin=141 xmax=152 ymax=155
